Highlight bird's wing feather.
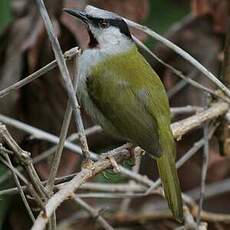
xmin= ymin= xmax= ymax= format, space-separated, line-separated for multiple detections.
xmin=86 ymin=46 xmax=170 ymax=156
xmin=86 ymin=46 xmax=183 ymax=220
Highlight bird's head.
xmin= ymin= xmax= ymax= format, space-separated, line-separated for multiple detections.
xmin=64 ymin=5 xmax=132 ymax=48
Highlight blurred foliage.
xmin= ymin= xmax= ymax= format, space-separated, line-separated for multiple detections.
xmin=146 ymin=0 xmax=189 ymax=33
xmin=145 ymin=0 xmax=189 ymax=47
xmin=0 ymin=0 xmax=11 ymax=33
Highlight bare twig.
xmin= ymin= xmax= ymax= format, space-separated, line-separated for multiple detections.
xmin=197 ymin=96 xmax=210 ymax=226
xmin=106 ymin=208 xmax=229 ymax=225
xmin=0 ymin=125 xmax=101 ymax=186
xmin=170 ymin=106 xmax=203 ymax=116
xmin=74 ymin=197 xmax=114 ymax=230
xmin=125 ymin=18 xmax=230 ymax=98
xmin=167 ymin=70 xmax=199 ymax=98
xmin=46 ymin=55 xmax=80 ymax=193
xmin=119 ymin=148 xmax=142 ymax=213
xmin=31 ymin=144 xmax=131 ymax=230
xmin=0 ymin=48 xmax=80 ymax=98
xmin=133 ymin=36 xmax=228 ymax=102
xmin=188 ymin=177 xmax=230 ymax=203
xmin=46 ymin=102 xmax=73 ymax=193
xmin=3 ymin=154 xmax=35 ymax=222
xmin=36 ymin=0 xmax=91 ymax=163
xmin=0 ymin=124 xmax=47 ymax=199
xmin=0 ymin=181 xmax=146 ymax=197
xmin=0 ymin=153 xmax=44 ymax=210
xmin=0 ymin=114 xmax=93 ymax=158
xmin=75 ymin=192 xmax=159 ymax=199
xmin=171 ymin=102 xmax=229 ymax=140
xmin=0 ymin=115 xmax=155 ymax=188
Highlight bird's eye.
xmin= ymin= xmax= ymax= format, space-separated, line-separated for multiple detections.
xmin=99 ymin=20 xmax=109 ymax=29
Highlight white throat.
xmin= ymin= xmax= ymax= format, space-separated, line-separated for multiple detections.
xmin=89 ymin=25 xmax=132 ymax=50
xmin=77 ymin=27 xmax=133 ymax=82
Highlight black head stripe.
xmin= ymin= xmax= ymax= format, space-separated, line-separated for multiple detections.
xmin=87 ymin=15 xmax=132 ymax=39
xmin=109 ymin=18 xmax=132 ymax=39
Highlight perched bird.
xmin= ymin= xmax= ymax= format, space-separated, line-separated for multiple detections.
xmin=64 ymin=5 xmax=183 ymax=222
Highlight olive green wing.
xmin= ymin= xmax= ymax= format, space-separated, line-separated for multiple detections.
xmin=87 ymin=47 xmax=183 ymax=221
xmin=86 ymin=47 xmax=170 ymax=156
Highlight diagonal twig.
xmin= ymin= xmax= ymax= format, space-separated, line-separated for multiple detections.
xmin=125 ymin=17 xmax=230 ymax=98
xmin=46 ymin=54 xmax=80 ymax=194
xmin=31 ymin=144 xmax=131 ymax=230
xmin=3 ymin=154 xmax=35 ymax=222
xmin=0 ymin=124 xmax=48 ymax=199
xmin=74 ymin=197 xmax=115 ymax=230
xmin=0 ymin=47 xmax=80 ymax=98
xmin=197 ymin=95 xmax=210 ymax=226
xmin=133 ymin=36 xmax=229 ymax=103
xmin=35 ymin=0 xmax=91 ymax=163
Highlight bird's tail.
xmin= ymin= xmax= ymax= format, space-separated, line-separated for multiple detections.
xmin=156 ymin=133 xmax=183 ymax=222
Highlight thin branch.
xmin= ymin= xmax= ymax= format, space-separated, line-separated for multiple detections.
xmin=31 ymin=144 xmax=131 ymax=230
xmin=36 ymin=0 xmax=91 ymax=162
xmin=46 ymin=55 xmax=80 ymax=193
xmin=0 ymin=126 xmax=101 ymax=186
xmin=188 ymin=177 xmax=230 ymax=200
xmin=3 ymin=154 xmax=35 ymax=222
xmin=125 ymin=18 xmax=230 ymax=98
xmin=167 ymin=70 xmax=199 ymax=98
xmin=0 ymin=47 xmax=80 ymax=98
xmin=119 ymin=148 xmax=142 ymax=213
xmin=170 ymin=106 xmax=203 ymax=116
xmin=46 ymin=102 xmax=73 ymax=193
xmin=0 ymin=114 xmax=92 ymax=158
xmin=74 ymin=197 xmax=115 ymax=230
xmin=3 ymin=174 xmax=230 ymax=205
xmin=0 ymin=153 xmax=44 ymax=210
xmin=171 ymin=102 xmax=229 ymax=140
xmin=133 ymin=36 xmax=228 ymax=103
xmin=0 ymin=181 xmax=146 ymax=197
xmin=75 ymin=192 xmax=159 ymax=199
xmin=106 ymin=209 xmax=229 ymax=225
xmin=197 ymin=96 xmax=210 ymax=226
xmin=0 ymin=124 xmax=48 ymax=199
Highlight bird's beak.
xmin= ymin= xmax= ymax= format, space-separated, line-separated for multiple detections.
xmin=63 ymin=8 xmax=89 ymax=24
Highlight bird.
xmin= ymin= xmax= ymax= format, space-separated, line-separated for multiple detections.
xmin=64 ymin=5 xmax=183 ymax=222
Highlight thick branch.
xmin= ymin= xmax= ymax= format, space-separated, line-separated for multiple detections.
xmin=171 ymin=102 xmax=229 ymax=140
xmin=31 ymin=144 xmax=131 ymax=230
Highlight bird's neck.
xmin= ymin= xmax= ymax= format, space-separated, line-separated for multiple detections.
xmin=91 ymin=34 xmax=134 ymax=56
xmin=77 ymin=38 xmax=136 ymax=87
